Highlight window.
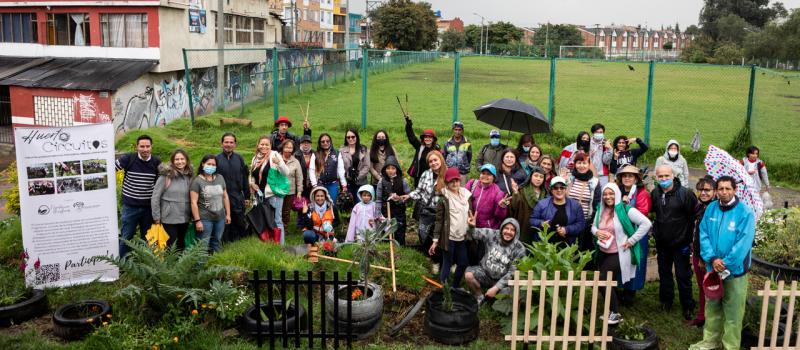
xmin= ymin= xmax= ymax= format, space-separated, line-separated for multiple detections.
xmin=46 ymin=13 xmax=89 ymax=45
xmin=0 ymin=13 xmax=38 ymax=43
xmin=101 ymin=13 xmax=148 ymax=47
xmin=224 ymin=14 xmax=233 ymax=43
xmin=253 ymin=18 xmax=264 ymax=44
xmin=235 ymin=16 xmax=251 ymax=44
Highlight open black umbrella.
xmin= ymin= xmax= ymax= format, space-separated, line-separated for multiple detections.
xmin=473 ymin=98 xmax=550 ymax=134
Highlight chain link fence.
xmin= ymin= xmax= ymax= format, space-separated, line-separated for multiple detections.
xmin=751 ymin=70 xmax=800 ymax=162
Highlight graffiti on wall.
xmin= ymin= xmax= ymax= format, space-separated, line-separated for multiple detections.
xmin=152 ymin=78 xmax=189 ymax=126
xmin=113 ymin=77 xmax=190 ymax=133
xmin=73 ymin=94 xmax=110 ymax=123
xmin=190 ymin=67 xmax=216 ymax=115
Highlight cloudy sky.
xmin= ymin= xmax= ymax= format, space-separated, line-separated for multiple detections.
xmin=347 ymin=0 xmax=800 ymax=29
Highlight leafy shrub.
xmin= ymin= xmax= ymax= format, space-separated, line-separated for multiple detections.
xmin=614 ymin=318 xmax=647 ymax=340
xmin=0 ymin=217 xmax=23 ymax=265
xmin=0 ymin=265 xmax=27 ymax=306
xmin=1 ymin=162 xmax=19 ymax=216
xmin=100 ymin=239 xmax=246 ymax=324
xmin=83 ymin=304 xmax=206 ymax=350
xmin=754 ymin=208 xmax=800 ymax=266
xmin=208 ymin=237 xmax=314 ymax=275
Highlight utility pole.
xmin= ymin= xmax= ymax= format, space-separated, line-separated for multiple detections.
xmin=485 ymin=22 xmax=490 ymax=54
xmin=216 ymin=0 xmax=224 ymax=111
xmin=344 ymin=0 xmax=350 ymax=49
xmin=540 ymin=22 xmax=550 ymax=58
xmin=291 ymin=0 xmax=298 ymax=43
xmin=473 ymin=12 xmax=485 ymax=55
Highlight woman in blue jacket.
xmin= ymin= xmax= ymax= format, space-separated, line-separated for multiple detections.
xmin=529 ymin=176 xmax=586 ymax=245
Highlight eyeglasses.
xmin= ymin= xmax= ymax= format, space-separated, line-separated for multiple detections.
xmin=346 ymin=135 xmax=356 ymax=139
xmin=698 ymin=188 xmax=714 ymax=193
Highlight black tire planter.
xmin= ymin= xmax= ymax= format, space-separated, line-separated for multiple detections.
xmin=424 ymin=317 xmax=479 ymax=345
xmin=325 ymin=282 xmax=383 ymax=323
xmin=610 ymin=326 xmax=659 ymax=350
xmin=424 ymin=288 xmax=479 ymax=345
xmin=240 ymin=301 xmax=307 ymax=337
xmin=0 ymin=289 xmax=47 ymax=327
xmin=52 ymin=300 xmax=112 ymax=340
xmin=326 ymin=311 xmax=382 ymax=340
xmin=751 ymin=253 xmax=800 ymax=281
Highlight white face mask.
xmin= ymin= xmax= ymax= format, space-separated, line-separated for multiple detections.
xmin=668 ymin=150 xmax=678 ymax=157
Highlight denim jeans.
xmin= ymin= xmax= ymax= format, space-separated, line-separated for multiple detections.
xmin=303 ymin=229 xmax=319 ymax=244
xmin=120 ymin=204 xmax=153 ymax=258
xmin=198 ymin=219 xmax=225 ymax=252
xmin=323 ymin=182 xmax=339 ymax=205
xmin=267 ymin=195 xmax=284 ymax=245
xmin=440 ymin=240 xmax=468 ymax=287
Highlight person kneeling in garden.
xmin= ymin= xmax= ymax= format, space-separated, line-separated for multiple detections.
xmin=464 ymin=216 xmax=526 ymax=305
xmin=689 ymin=176 xmax=755 ymax=350
xmin=300 ymin=186 xmax=340 ymax=243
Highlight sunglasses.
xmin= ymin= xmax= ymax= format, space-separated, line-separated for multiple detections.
xmin=346 ymin=135 xmax=356 ymax=139
xmin=698 ymin=188 xmax=714 ymax=193
xmin=551 ymin=186 xmax=566 ymax=191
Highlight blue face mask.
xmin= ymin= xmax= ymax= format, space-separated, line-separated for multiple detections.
xmin=490 ymin=138 xmax=500 ymax=146
xmin=593 ymin=133 xmax=604 ymax=141
xmin=322 ymin=221 xmax=333 ymax=233
xmin=203 ymin=165 xmax=217 ymax=175
xmin=658 ymin=179 xmax=673 ymax=189
xmin=522 ymin=146 xmax=530 ymax=153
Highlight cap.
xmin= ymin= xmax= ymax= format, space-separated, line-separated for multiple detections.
xmin=422 ymin=129 xmax=436 ymax=138
xmin=703 ymin=272 xmax=724 ymax=300
xmin=445 ymin=167 xmax=461 ymax=183
xmin=452 ymin=121 xmax=464 ymax=130
xmin=298 ymin=135 xmax=312 ymax=144
xmin=489 ymin=130 xmax=501 ymax=138
xmin=550 ymin=176 xmax=568 ymax=187
xmin=274 ymin=116 xmax=292 ymax=127
xmin=479 ymin=163 xmax=497 ymax=177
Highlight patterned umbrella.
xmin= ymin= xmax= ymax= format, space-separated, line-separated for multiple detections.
xmin=704 ymin=145 xmax=763 ymax=219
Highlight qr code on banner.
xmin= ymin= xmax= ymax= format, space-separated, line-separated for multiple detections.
xmin=34 ymin=263 xmax=60 ymax=285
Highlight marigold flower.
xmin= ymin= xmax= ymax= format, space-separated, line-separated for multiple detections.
xmin=173 ymin=337 xmax=179 ymax=343
xmin=191 ymin=309 xmax=198 ymax=316
xmin=151 ymin=345 xmax=159 ymax=350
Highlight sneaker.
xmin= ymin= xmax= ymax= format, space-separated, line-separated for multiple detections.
xmin=601 ymin=312 xmax=623 ymax=325
xmin=431 ymin=263 xmax=440 ymax=275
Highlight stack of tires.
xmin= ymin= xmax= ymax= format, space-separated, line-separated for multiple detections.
xmin=325 ymin=282 xmax=383 ymax=340
xmin=424 ymin=288 xmax=479 ymax=345
xmin=240 ymin=300 xmax=307 ymax=338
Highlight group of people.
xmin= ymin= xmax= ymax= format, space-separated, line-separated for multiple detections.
xmin=116 ymin=114 xmax=769 ymax=349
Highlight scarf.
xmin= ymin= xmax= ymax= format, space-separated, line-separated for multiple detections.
xmin=571 ymin=168 xmax=593 ymax=182
xmin=593 ymin=203 xmax=641 ymax=266
xmin=521 ymin=185 xmax=545 ymax=208
xmin=251 ymin=152 xmax=269 ymax=184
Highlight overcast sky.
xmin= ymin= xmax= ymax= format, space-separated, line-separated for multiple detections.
xmin=347 ymin=0 xmax=800 ymax=29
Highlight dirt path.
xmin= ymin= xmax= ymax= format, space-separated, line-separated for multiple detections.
xmin=686 ymin=167 xmax=800 ymax=208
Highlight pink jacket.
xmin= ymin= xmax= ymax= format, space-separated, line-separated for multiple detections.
xmin=466 ymin=179 xmax=508 ymax=229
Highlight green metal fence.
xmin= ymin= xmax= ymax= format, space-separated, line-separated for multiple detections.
xmin=182 ymin=48 xmax=797 ymax=160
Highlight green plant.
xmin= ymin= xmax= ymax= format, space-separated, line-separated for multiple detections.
xmin=441 ymin=280 xmax=454 ymax=312
xmin=615 ymin=318 xmax=647 ymax=341
xmin=754 ymin=208 xmax=800 ymax=266
xmin=340 ymin=218 xmax=399 ymax=296
xmin=208 ymin=236 xmax=313 ymax=275
xmin=0 ymin=265 xmax=27 ymax=306
xmin=0 ymin=217 xmax=23 ymax=265
xmin=99 ymin=239 xmax=244 ymax=321
xmin=1 ymin=162 xmax=20 ymax=216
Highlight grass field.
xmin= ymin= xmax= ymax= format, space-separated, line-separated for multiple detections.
xmin=215 ymin=55 xmax=799 ymax=164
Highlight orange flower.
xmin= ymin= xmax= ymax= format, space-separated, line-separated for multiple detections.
xmin=151 ymin=346 xmax=159 ymax=350
xmin=351 ymin=288 xmax=363 ymax=300
xmin=173 ymin=336 xmax=179 ymax=343
xmin=191 ymin=309 xmax=198 ymax=316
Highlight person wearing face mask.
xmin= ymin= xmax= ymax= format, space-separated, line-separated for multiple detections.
xmin=368 ymin=130 xmax=397 ymax=185
xmin=656 ymin=139 xmax=690 ymax=188
xmin=588 ymin=123 xmax=613 ymax=187
xmin=404 ymin=114 xmax=440 ymax=186
xmin=558 ymin=131 xmax=591 ymax=171
xmin=477 ymin=129 xmax=508 ymax=172
xmin=516 ymin=134 xmax=535 ymax=158
xmin=294 ymin=135 xmax=316 ymax=199
xmin=650 ymin=165 xmax=699 ymax=320
xmin=686 ymin=176 xmax=717 ymax=328
xmin=190 ymin=155 xmax=231 ymax=253
xmin=444 ymin=121 xmax=472 ymax=184
xmin=591 ymin=183 xmax=652 ymax=324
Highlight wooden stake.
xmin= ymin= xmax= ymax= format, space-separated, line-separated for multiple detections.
xmin=387 ymin=203 xmax=397 ymax=293
xmin=309 ymin=250 xmax=395 ymax=272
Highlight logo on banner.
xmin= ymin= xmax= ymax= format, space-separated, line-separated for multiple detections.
xmin=19 ymin=129 xmax=109 ymax=153
xmin=37 ymin=205 xmax=50 ymax=215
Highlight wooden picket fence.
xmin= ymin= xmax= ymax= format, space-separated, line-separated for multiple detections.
xmin=753 ymin=280 xmax=800 ymax=350
xmin=505 ymin=270 xmax=615 ymax=350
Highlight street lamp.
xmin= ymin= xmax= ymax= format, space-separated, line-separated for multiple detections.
xmin=485 ymin=21 xmax=491 ymax=54
xmin=538 ymin=22 xmax=550 ymax=58
xmin=473 ymin=12 xmax=485 ymax=55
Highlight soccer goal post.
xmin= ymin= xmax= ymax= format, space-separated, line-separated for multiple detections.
xmin=559 ymin=46 xmax=606 ymax=59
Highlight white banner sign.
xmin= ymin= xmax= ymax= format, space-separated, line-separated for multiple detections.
xmin=15 ymin=123 xmax=119 ymax=288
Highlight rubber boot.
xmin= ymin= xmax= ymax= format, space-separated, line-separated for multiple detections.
xmin=272 ymin=228 xmax=282 ymax=244
xmin=259 ymin=230 xmax=270 ymax=242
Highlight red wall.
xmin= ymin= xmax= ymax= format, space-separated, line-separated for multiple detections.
xmin=0 ymin=6 xmax=159 ymax=47
xmin=10 ymin=86 xmax=113 ymax=126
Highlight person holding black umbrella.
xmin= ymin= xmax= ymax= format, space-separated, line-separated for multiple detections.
xmin=404 ymin=114 xmax=439 ymax=186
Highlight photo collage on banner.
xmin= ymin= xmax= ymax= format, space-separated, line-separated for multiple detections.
xmin=15 ymin=124 xmax=119 ymax=288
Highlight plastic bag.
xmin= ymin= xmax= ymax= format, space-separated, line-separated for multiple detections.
xmin=762 ymin=191 xmax=774 ymax=209
xmin=185 ymin=224 xmax=196 ymax=248
xmin=292 ymin=195 xmax=307 ymax=212
xmin=267 ymin=168 xmax=290 ymax=197
xmin=146 ymin=224 xmax=170 ymax=251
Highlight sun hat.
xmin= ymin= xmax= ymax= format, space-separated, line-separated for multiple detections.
xmin=615 ymin=165 xmax=642 ymax=181
xmin=703 ymin=272 xmax=725 ymax=301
